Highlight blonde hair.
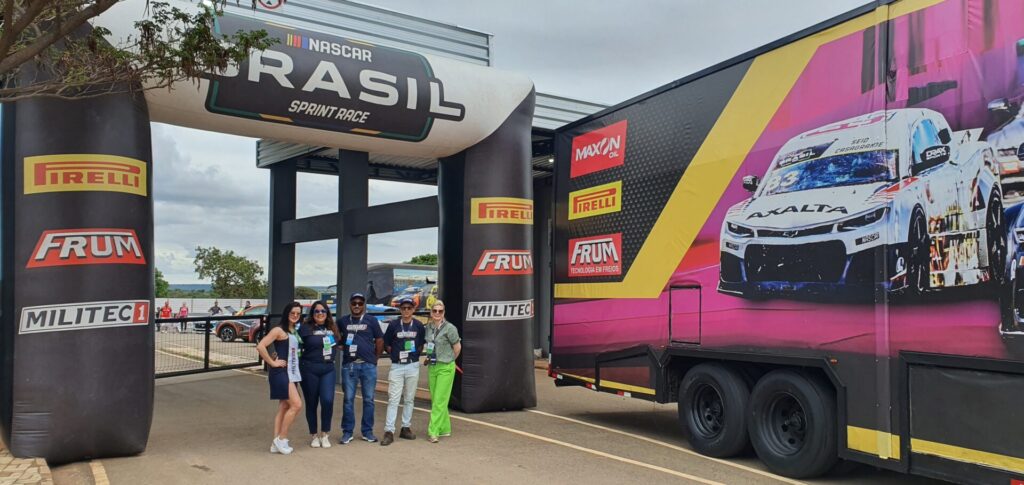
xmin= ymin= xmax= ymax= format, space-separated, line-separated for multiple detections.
xmin=432 ymin=300 xmax=445 ymax=310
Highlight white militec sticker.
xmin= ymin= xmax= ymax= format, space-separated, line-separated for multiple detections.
xmin=19 ymin=300 xmax=150 ymax=334
xmin=466 ymin=300 xmax=534 ymax=321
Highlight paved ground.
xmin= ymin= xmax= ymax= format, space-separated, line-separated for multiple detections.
xmin=0 ymin=443 xmax=53 ymax=485
xmin=49 ymin=360 xmax=943 ymax=485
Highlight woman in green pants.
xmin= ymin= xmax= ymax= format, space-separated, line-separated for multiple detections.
xmin=424 ymin=300 xmax=461 ymax=443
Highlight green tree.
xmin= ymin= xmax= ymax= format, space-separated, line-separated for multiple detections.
xmin=0 ymin=0 xmax=276 ymax=101
xmin=193 ymin=246 xmax=267 ymax=298
xmin=295 ymin=286 xmax=318 ymax=299
xmin=406 ymin=253 xmax=438 ymax=265
xmin=155 ymin=268 xmax=169 ymax=297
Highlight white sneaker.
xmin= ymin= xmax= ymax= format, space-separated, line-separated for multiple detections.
xmin=320 ymin=434 xmax=331 ymax=448
xmin=270 ymin=441 xmax=278 ymax=454
xmin=273 ymin=437 xmax=293 ymax=455
xmin=310 ymin=435 xmax=321 ymax=448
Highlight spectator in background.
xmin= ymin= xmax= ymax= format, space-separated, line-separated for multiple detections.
xmin=178 ymin=303 xmax=189 ymax=332
xmin=244 ymin=300 xmax=253 ymax=310
xmin=208 ymin=300 xmax=222 ymax=316
xmin=159 ymin=301 xmax=173 ymax=319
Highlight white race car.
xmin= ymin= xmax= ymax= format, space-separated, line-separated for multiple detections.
xmin=719 ymin=108 xmax=1004 ymax=299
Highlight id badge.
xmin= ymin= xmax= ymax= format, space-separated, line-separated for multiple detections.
xmin=322 ymin=339 xmax=332 ymax=357
xmin=399 ymin=350 xmax=410 ymax=363
xmin=349 ymin=344 xmax=358 ymax=356
xmin=404 ymin=340 xmax=415 ymax=352
xmin=426 ymin=342 xmax=435 ymax=354
xmin=346 ymin=334 xmax=355 ymax=346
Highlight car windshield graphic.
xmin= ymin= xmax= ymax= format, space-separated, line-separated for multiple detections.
xmin=760 ymin=150 xmax=897 ymax=196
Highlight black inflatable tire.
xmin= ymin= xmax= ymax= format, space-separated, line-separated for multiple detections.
xmin=678 ymin=363 xmax=751 ymax=457
xmin=748 ymin=370 xmax=837 ymax=478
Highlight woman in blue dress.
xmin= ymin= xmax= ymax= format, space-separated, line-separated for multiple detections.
xmin=256 ymin=302 xmax=304 ymax=454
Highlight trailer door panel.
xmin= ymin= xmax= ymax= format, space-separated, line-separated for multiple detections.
xmin=670 ymin=287 xmax=701 ymax=344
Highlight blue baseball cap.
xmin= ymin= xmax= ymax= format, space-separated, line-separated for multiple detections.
xmin=398 ymin=297 xmax=415 ymax=307
xmin=349 ymin=292 xmax=365 ymax=301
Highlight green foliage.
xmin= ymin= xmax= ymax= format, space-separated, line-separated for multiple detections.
xmin=405 ymin=253 xmax=438 ymax=266
xmin=0 ymin=0 xmax=277 ymax=100
xmin=193 ymin=246 xmax=268 ymax=298
xmin=167 ymin=288 xmax=210 ymax=298
xmin=295 ymin=286 xmax=318 ymax=299
xmin=155 ymin=268 xmax=170 ymax=298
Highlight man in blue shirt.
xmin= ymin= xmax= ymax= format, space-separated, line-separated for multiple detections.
xmin=338 ymin=292 xmax=384 ymax=444
xmin=380 ymin=297 xmax=426 ymax=446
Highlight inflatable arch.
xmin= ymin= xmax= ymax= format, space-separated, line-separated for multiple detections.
xmin=0 ymin=0 xmax=535 ymax=462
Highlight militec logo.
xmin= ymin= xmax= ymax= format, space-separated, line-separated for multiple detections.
xmin=27 ymin=229 xmax=145 ymax=268
xmin=568 ymin=233 xmax=622 ymax=277
xmin=570 ymin=120 xmax=628 ymax=178
xmin=569 ymin=181 xmax=622 ymax=220
xmin=24 ymin=154 xmax=147 ymax=196
xmin=19 ymin=300 xmax=150 ymax=334
xmin=470 ymin=197 xmax=534 ymax=225
xmin=466 ymin=300 xmax=534 ymax=321
xmin=473 ymin=250 xmax=533 ymax=276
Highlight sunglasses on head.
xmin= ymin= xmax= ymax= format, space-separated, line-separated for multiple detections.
xmin=313 ymin=309 xmax=328 ymax=314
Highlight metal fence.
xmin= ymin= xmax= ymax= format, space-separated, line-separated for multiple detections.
xmin=154 ymin=311 xmax=429 ymax=378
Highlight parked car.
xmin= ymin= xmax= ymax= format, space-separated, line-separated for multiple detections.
xmin=719 ymin=108 xmax=1003 ymax=299
xmin=192 ymin=305 xmax=236 ymax=333
xmin=215 ymin=304 xmax=268 ymax=342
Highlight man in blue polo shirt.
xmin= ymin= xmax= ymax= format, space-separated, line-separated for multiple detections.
xmin=338 ymin=292 xmax=384 ymax=444
xmin=380 ymin=297 xmax=426 ymax=446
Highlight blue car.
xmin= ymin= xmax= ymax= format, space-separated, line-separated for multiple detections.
xmin=1002 ymin=202 xmax=1024 ymax=334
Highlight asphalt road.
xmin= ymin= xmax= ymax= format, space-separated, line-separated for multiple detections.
xmin=57 ymin=363 xmax=940 ymax=485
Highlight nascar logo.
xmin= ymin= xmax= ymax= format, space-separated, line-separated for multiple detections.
xmin=466 ymin=300 xmax=534 ymax=321
xmin=285 ymin=33 xmax=373 ymax=62
xmin=471 ymin=197 xmax=533 ymax=224
xmin=19 ymin=300 xmax=149 ymax=334
xmin=568 ymin=181 xmax=622 ymax=220
xmin=28 ymin=228 xmax=145 ymax=268
xmin=568 ymin=233 xmax=622 ymax=277
xmin=473 ymin=250 xmax=533 ymax=276
xmin=24 ymin=154 xmax=147 ymax=196
xmin=571 ymin=120 xmax=628 ymax=178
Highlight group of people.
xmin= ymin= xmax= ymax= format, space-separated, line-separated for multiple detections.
xmin=255 ymin=293 xmax=461 ymax=454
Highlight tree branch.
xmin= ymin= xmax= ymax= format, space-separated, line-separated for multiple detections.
xmin=0 ymin=0 xmax=118 ymax=75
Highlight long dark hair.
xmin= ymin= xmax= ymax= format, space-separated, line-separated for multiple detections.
xmin=275 ymin=301 xmax=303 ymax=334
xmin=304 ymin=300 xmax=340 ymax=340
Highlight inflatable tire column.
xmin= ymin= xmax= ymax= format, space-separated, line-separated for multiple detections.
xmin=439 ymin=90 xmax=537 ymax=413
xmin=0 ymin=89 xmax=154 ymax=463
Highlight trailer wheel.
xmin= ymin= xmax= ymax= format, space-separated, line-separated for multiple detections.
xmin=678 ymin=363 xmax=750 ymax=457
xmin=748 ymin=370 xmax=837 ymax=478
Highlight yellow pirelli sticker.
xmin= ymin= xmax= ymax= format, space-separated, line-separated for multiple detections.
xmin=24 ymin=154 xmax=147 ymax=197
xmin=568 ymin=180 xmax=622 ymax=221
xmin=471 ymin=197 xmax=533 ymax=224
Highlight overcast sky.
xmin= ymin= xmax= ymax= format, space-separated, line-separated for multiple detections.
xmin=154 ymin=0 xmax=870 ymax=285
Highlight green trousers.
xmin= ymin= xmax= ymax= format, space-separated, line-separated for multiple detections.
xmin=427 ymin=361 xmax=456 ymax=437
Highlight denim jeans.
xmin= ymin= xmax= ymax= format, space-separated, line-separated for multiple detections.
xmin=341 ymin=362 xmax=378 ymax=436
xmin=384 ymin=362 xmax=420 ymax=432
xmin=299 ymin=361 xmax=336 ymax=434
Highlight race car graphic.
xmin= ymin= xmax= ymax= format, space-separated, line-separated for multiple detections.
xmin=719 ymin=109 xmax=1004 ymax=299
xmin=1000 ymin=202 xmax=1024 ymax=335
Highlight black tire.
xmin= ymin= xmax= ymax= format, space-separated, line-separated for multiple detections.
xmin=218 ymin=326 xmax=237 ymax=342
xmin=748 ymin=370 xmax=837 ymax=478
xmin=987 ymin=195 xmax=1006 ymax=285
xmin=905 ymin=211 xmax=930 ymax=296
xmin=678 ymin=363 xmax=750 ymax=457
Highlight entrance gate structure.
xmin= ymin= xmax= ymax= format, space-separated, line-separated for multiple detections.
xmin=1 ymin=0 xmax=536 ymax=463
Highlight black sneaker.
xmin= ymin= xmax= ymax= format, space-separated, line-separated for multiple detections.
xmin=399 ymin=427 xmax=416 ymax=440
xmin=380 ymin=431 xmax=394 ymax=446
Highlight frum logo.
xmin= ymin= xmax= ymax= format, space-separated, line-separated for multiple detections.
xmin=568 ymin=233 xmax=622 ymax=277
xmin=473 ymin=250 xmax=533 ymax=276
xmin=24 ymin=154 xmax=147 ymax=197
xmin=569 ymin=181 xmax=622 ymax=220
xmin=28 ymin=229 xmax=145 ymax=268
xmin=470 ymin=197 xmax=534 ymax=224
xmin=570 ymin=120 xmax=628 ymax=178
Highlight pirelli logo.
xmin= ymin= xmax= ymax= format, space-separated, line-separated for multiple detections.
xmin=568 ymin=181 xmax=622 ymax=220
xmin=24 ymin=154 xmax=147 ymax=196
xmin=470 ymin=197 xmax=533 ymax=224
